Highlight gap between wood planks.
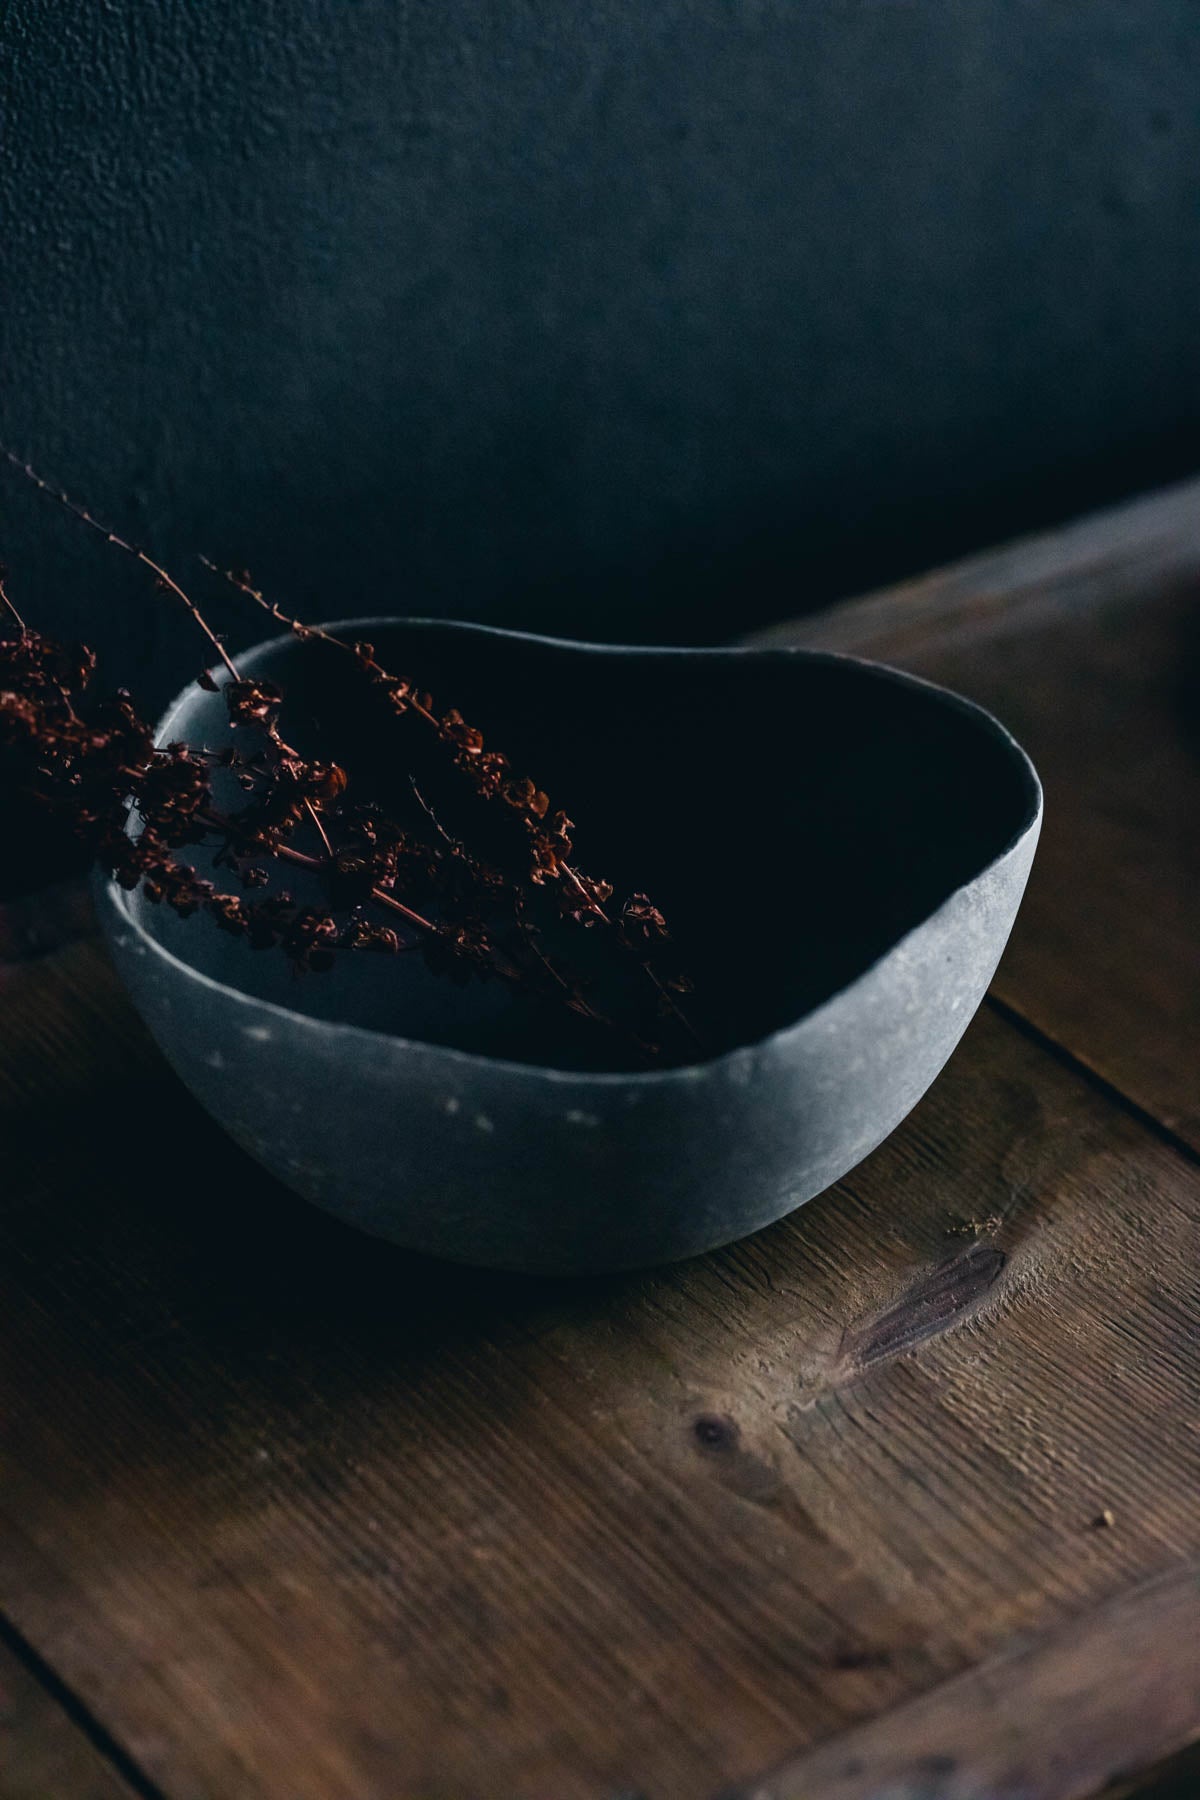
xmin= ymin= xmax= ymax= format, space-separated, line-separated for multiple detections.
xmin=984 ymin=992 xmax=1200 ymax=1173
xmin=0 ymin=1610 xmax=166 ymax=1800
xmin=726 ymin=1556 xmax=1200 ymax=1800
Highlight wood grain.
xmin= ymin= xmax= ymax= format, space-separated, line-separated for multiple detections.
xmin=1 ymin=936 xmax=1199 ymax=1800
xmin=735 ymin=1560 xmax=1200 ymax=1800
xmin=0 ymin=1632 xmax=141 ymax=1800
xmin=754 ymin=475 xmax=1200 ymax=1150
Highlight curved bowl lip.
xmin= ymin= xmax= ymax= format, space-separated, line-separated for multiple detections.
xmin=100 ymin=615 xmax=1043 ymax=1088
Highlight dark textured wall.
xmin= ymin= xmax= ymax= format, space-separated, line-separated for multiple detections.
xmin=1 ymin=1 xmax=1197 ymax=703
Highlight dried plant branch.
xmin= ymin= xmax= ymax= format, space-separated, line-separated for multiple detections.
xmin=200 ymin=557 xmax=706 ymax=1050
xmin=4 ymin=448 xmax=239 ymax=679
xmin=0 ymin=451 xmax=702 ymax=1064
xmin=0 ymin=568 xmax=27 ymax=632
xmin=2 ymin=450 xmax=348 ymax=897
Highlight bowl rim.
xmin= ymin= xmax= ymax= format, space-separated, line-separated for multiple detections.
xmin=100 ymin=616 xmax=1043 ymax=1087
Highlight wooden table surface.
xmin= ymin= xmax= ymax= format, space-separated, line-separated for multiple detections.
xmin=2 ymin=481 xmax=1198 ymax=1800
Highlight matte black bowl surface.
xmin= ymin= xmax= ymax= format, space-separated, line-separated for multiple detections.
xmin=99 ymin=620 xmax=1041 ymax=1273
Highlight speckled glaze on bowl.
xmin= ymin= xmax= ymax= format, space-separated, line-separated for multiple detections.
xmin=98 ymin=619 xmax=1041 ymax=1274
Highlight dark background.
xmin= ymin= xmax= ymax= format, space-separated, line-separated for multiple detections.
xmin=1 ymin=0 xmax=1197 ymax=706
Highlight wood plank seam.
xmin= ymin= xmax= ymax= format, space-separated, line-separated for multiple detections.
xmin=0 ymin=1607 xmax=169 ymax=1800
xmin=747 ymin=476 xmax=1200 ymax=656
xmin=984 ymin=993 xmax=1200 ymax=1172
xmin=722 ymin=1557 xmax=1200 ymax=1800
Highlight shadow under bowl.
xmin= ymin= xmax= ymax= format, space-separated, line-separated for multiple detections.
xmin=98 ymin=619 xmax=1041 ymax=1274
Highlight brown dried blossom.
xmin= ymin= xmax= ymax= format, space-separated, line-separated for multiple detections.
xmin=197 ymin=562 xmax=700 ymax=1045
xmin=0 ymin=452 xmax=704 ymax=1061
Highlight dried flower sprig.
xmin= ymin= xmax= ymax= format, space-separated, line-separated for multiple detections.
xmin=0 ymin=451 xmax=703 ymax=1062
xmin=0 ymin=609 xmax=655 ymax=1050
xmin=198 ymin=559 xmax=700 ymax=1045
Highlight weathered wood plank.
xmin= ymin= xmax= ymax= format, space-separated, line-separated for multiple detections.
xmin=735 ymin=1559 xmax=1200 ymax=1800
xmin=1 ymin=940 xmax=1198 ymax=1799
xmin=753 ymin=477 xmax=1200 ymax=662
xmin=0 ymin=1631 xmax=143 ymax=1800
xmin=753 ymin=476 xmax=1200 ymax=1150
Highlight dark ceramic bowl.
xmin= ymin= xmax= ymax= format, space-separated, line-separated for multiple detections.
xmin=99 ymin=619 xmax=1041 ymax=1274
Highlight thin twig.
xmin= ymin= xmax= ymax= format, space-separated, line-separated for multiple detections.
xmin=197 ymin=807 xmax=436 ymax=938
xmin=2 ymin=454 xmax=687 ymax=1058
xmin=0 ymin=569 xmax=26 ymax=631
xmin=4 ymin=447 xmax=239 ymax=678
xmin=201 ymin=556 xmax=708 ymax=1051
xmin=202 ymin=806 xmax=636 ymax=1042
xmin=409 ymin=775 xmax=461 ymax=850
xmin=200 ymin=808 xmax=542 ymax=998
xmin=512 ymin=889 xmax=649 ymax=1054
xmin=409 ymin=773 xmax=643 ymax=1048
xmin=2 ymin=451 xmax=345 ymax=867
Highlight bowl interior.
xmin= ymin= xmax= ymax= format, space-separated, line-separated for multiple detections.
xmin=117 ymin=623 xmax=1037 ymax=1071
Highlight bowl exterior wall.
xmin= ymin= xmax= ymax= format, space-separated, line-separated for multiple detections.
xmin=99 ymin=814 xmax=1037 ymax=1274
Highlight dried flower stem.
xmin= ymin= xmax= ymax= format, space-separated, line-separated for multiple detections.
xmin=0 ymin=570 xmax=27 ymax=632
xmin=201 ymin=558 xmax=706 ymax=1050
xmin=196 ymin=805 xmax=433 ymax=938
xmin=2 ymin=451 xmax=698 ymax=1061
xmin=0 ymin=451 xmax=347 ymax=865
xmin=406 ymin=775 xmax=636 ymax=1042
xmin=407 ymin=773 xmax=635 ymax=1045
xmin=4 ymin=448 xmax=239 ymax=679
xmin=221 ymin=813 xmax=626 ymax=1034
xmin=2 ymin=455 xmax=449 ymax=977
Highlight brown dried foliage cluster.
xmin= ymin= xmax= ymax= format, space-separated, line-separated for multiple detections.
xmin=0 ymin=457 xmax=699 ymax=1063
